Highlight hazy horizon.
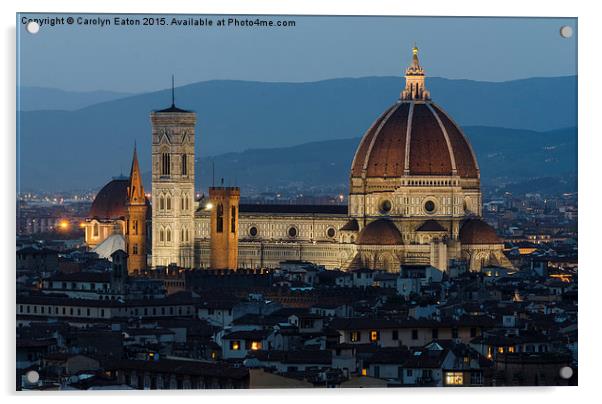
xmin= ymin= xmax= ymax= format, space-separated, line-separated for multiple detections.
xmin=18 ymin=72 xmax=578 ymax=96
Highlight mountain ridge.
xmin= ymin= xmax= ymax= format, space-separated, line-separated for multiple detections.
xmin=17 ymin=76 xmax=577 ymax=192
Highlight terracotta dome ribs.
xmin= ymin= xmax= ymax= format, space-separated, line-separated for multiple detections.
xmin=350 ymin=99 xmax=479 ymax=181
xmin=408 ymin=103 xmax=453 ymax=175
xmin=365 ymin=103 xmax=409 ymax=177
xmin=432 ymin=105 xmax=479 ymax=178
xmin=350 ymin=103 xmax=397 ymax=177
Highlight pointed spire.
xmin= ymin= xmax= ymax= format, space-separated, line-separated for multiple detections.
xmin=128 ymin=143 xmax=145 ymax=205
xmin=401 ymin=44 xmax=431 ymax=101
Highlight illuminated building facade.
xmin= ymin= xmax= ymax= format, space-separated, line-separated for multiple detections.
xmin=86 ymin=47 xmax=512 ymax=273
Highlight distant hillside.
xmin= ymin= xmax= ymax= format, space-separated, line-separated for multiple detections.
xmin=18 ymin=86 xmax=132 ymax=111
xmin=180 ymin=126 xmax=577 ymax=194
xmin=17 ymin=76 xmax=577 ymax=191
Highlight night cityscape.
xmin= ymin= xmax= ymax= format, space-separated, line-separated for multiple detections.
xmin=15 ymin=14 xmax=577 ymax=390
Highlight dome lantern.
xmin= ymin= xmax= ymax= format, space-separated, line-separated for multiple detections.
xmin=401 ymin=45 xmax=431 ymax=101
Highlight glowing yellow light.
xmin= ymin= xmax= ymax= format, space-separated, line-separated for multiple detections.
xmin=58 ymin=220 xmax=69 ymax=230
xmin=361 ymin=368 xmax=367 ymax=376
xmin=445 ymin=372 xmax=464 ymax=386
xmin=231 ymin=341 xmax=240 ymax=351
xmin=205 ymin=202 xmax=214 ymax=210
xmin=79 ymin=222 xmax=85 ymax=228
xmin=250 ymin=341 xmax=262 ymax=351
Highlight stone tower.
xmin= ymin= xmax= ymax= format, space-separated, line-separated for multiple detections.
xmin=209 ymin=186 xmax=240 ymax=270
xmin=151 ymin=81 xmax=196 ymax=268
xmin=126 ymin=145 xmax=148 ymax=273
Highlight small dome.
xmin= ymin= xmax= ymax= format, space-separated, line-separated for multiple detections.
xmin=416 ymin=220 xmax=447 ymax=232
xmin=357 ymin=219 xmax=403 ymax=245
xmin=459 ymin=219 xmax=501 ymax=244
xmin=89 ymin=178 xmax=130 ymax=220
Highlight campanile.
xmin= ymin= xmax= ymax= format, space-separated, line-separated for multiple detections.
xmin=150 ymin=80 xmax=196 ymax=268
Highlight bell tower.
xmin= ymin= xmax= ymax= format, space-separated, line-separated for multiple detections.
xmin=209 ymin=185 xmax=240 ymax=270
xmin=126 ymin=145 xmax=148 ymax=272
xmin=151 ymin=77 xmax=196 ymax=268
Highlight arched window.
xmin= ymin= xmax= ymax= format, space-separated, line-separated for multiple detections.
xmin=181 ymin=195 xmax=185 ymax=210
xmin=93 ymin=222 xmax=99 ymax=237
xmin=159 ymin=195 xmax=165 ymax=210
xmin=161 ymin=153 xmax=171 ymax=176
xmin=230 ymin=206 xmax=236 ymax=233
xmin=216 ymin=203 xmax=224 ymax=233
xmin=166 ymin=227 xmax=172 ymax=242
xmin=181 ymin=228 xmax=184 ymax=243
xmin=132 ymin=220 xmax=138 ymax=235
xmin=181 ymin=154 xmax=187 ymax=175
xmin=166 ymin=195 xmax=172 ymax=210
xmin=159 ymin=228 xmax=164 ymax=242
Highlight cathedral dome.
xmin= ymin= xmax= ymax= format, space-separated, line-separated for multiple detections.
xmin=351 ymin=47 xmax=479 ymax=180
xmin=459 ymin=219 xmax=501 ymax=245
xmin=88 ymin=178 xmax=130 ymax=220
xmin=358 ymin=219 xmax=403 ymax=245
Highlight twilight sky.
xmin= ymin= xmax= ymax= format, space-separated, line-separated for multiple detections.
xmin=17 ymin=14 xmax=577 ymax=93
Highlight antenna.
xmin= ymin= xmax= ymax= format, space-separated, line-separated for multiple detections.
xmin=212 ymin=160 xmax=215 ymax=187
xmin=171 ymin=74 xmax=175 ymax=107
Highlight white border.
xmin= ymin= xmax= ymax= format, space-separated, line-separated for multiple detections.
xmin=2 ymin=1 xmax=599 ymax=403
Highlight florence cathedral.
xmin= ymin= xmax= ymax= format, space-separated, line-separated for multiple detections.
xmin=83 ymin=46 xmax=512 ymax=273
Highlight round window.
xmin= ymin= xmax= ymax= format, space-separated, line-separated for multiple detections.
xmin=327 ymin=227 xmax=336 ymax=238
xmin=249 ymin=226 xmax=258 ymax=237
xmin=379 ymin=199 xmax=392 ymax=214
xmin=288 ymin=226 xmax=298 ymax=238
xmin=424 ymin=200 xmax=436 ymax=213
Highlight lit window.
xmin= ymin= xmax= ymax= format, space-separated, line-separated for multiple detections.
xmin=361 ymin=368 xmax=367 ymax=376
xmin=250 ymin=341 xmax=262 ymax=351
xmin=370 ymin=330 xmax=379 ymax=342
xmin=498 ymin=347 xmax=504 ymax=353
xmin=445 ymin=372 xmax=464 ymax=386
xmin=350 ymin=331 xmax=361 ymax=342
xmin=230 ymin=341 xmax=240 ymax=351
xmin=508 ymin=346 xmax=515 ymax=353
